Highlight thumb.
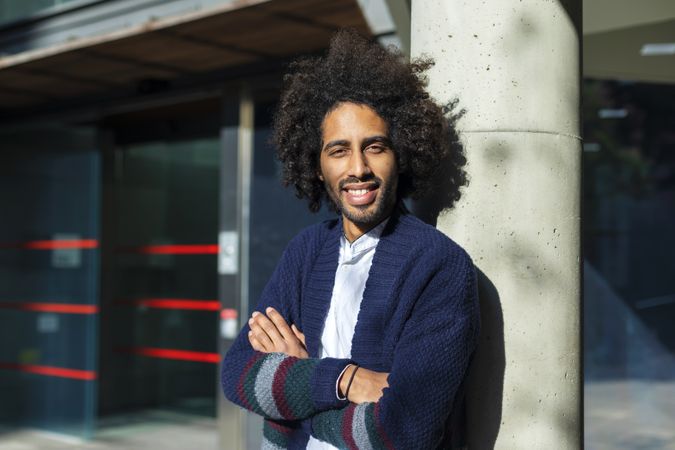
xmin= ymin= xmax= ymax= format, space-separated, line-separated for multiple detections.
xmin=291 ymin=324 xmax=306 ymax=346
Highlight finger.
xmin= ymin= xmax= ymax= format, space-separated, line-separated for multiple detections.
xmin=266 ymin=307 xmax=294 ymax=341
xmin=248 ymin=331 xmax=266 ymax=353
xmin=252 ymin=312 xmax=285 ymax=347
xmin=251 ymin=327 xmax=273 ymax=352
xmin=250 ymin=312 xmax=276 ymax=344
xmin=249 ymin=318 xmax=274 ymax=350
xmin=291 ymin=324 xmax=306 ymax=346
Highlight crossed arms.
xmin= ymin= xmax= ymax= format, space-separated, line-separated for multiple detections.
xmin=220 ymin=241 xmax=480 ymax=449
xmin=248 ymin=307 xmax=390 ymax=405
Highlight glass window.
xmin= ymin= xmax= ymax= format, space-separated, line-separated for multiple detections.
xmin=583 ymin=80 xmax=675 ymax=449
xmin=248 ymin=100 xmax=335 ymax=311
xmin=245 ymin=99 xmax=335 ymax=449
xmin=0 ymin=125 xmax=100 ymax=438
xmin=99 ymin=110 xmax=221 ymax=420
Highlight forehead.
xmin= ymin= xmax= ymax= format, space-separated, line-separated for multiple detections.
xmin=321 ymin=102 xmax=388 ymax=138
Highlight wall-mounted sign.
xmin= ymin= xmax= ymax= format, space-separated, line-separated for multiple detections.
xmin=218 ymin=231 xmax=238 ymax=275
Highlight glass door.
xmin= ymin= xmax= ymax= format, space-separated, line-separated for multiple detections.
xmin=0 ymin=125 xmax=100 ymax=438
xmin=98 ymin=106 xmax=221 ymax=420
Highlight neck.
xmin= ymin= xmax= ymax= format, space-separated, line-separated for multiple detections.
xmin=342 ymin=205 xmax=398 ymax=243
xmin=343 ymin=221 xmax=374 ymax=244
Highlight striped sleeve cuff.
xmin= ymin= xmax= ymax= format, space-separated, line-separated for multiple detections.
xmin=311 ymin=403 xmax=393 ymax=450
xmin=262 ymin=419 xmax=294 ymax=449
xmin=311 ymin=357 xmax=353 ymax=410
xmin=237 ymin=352 xmax=318 ymax=420
xmin=236 ymin=353 xmax=352 ymax=420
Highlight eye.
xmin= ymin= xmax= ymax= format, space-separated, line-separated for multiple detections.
xmin=329 ymin=147 xmax=348 ymax=157
xmin=366 ymin=145 xmax=386 ymax=154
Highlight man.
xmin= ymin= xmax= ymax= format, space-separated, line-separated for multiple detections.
xmin=221 ymin=29 xmax=480 ymax=449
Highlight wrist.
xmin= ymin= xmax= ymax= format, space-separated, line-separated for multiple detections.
xmin=338 ymin=364 xmax=358 ymax=399
xmin=312 ymin=358 xmax=353 ymax=409
xmin=336 ymin=364 xmax=352 ymax=400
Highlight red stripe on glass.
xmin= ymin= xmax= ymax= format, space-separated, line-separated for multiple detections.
xmin=0 ymin=302 xmax=98 ymax=314
xmin=0 ymin=239 xmax=98 ymax=250
xmin=116 ymin=298 xmax=220 ymax=311
xmin=0 ymin=362 xmax=96 ymax=380
xmin=117 ymin=347 xmax=220 ymax=364
xmin=118 ymin=244 xmax=218 ymax=255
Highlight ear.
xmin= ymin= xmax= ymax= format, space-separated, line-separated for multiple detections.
xmin=317 ymin=171 xmax=324 ymax=181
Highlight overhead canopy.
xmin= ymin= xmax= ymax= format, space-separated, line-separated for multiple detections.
xmin=0 ymin=0 xmax=369 ymax=118
xmin=1 ymin=0 xmax=671 ymax=121
xmin=583 ymin=0 xmax=675 ymax=84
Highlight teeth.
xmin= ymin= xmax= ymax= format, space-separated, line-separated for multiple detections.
xmin=348 ymin=189 xmax=368 ymax=195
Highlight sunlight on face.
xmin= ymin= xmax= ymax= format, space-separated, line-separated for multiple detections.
xmin=319 ymin=102 xmax=398 ymax=239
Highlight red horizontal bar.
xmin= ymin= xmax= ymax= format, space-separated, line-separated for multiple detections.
xmin=0 ymin=362 xmax=96 ymax=380
xmin=116 ymin=298 xmax=220 ymax=311
xmin=221 ymin=308 xmax=237 ymax=320
xmin=0 ymin=302 xmax=98 ymax=314
xmin=0 ymin=239 xmax=98 ymax=250
xmin=117 ymin=244 xmax=218 ymax=255
xmin=117 ymin=347 xmax=220 ymax=364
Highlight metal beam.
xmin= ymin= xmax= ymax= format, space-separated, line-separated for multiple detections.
xmin=0 ymin=0 xmax=269 ymax=70
xmin=14 ymin=67 xmax=121 ymax=88
xmin=156 ymin=29 xmax=274 ymax=59
xmin=77 ymin=48 xmax=190 ymax=76
xmin=269 ymin=11 xmax=340 ymax=32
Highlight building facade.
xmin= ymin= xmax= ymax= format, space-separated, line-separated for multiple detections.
xmin=0 ymin=0 xmax=673 ymax=448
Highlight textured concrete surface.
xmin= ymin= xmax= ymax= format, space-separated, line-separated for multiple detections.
xmin=412 ymin=0 xmax=582 ymax=448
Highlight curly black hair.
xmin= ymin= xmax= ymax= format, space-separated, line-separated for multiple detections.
xmin=273 ymin=28 xmax=467 ymax=214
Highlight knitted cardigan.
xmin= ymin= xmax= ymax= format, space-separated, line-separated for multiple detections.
xmin=221 ymin=211 xmax=480 ymax=449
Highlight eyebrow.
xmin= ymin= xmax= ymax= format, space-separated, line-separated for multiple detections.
xmin=361 ymin=135 xmax=392 ymax=149
xmin=322 ymin=139 xmax=349 ymax=152
xmin=322 ymin=135 xmax=392 ymax=152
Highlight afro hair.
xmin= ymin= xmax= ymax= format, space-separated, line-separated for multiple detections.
xmin=272 ymin=28 xmax=467 ymax=214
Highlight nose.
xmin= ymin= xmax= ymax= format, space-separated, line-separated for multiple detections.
xmin=347 ymin=148 xmax=371 ymax=179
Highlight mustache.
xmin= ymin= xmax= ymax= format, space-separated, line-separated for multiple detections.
xmin=338 ymin=175 xmax=382 ymax=190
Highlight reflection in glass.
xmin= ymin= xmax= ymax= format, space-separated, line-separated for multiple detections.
xmin=0 ymin=126 xmax=100 ymax=438
xmin=99 ymin=137 xmax=220 ymax=419
xmin=583 ymin=80 xmax=675 ymax=449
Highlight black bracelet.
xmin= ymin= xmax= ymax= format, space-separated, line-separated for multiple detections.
xmin=345 ymin=365 xmax=359 ymax=400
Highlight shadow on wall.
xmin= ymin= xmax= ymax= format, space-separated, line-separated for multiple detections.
xmin=410 ymin=111 xmax=507 ymax=448
xmin=412 ymin=204 xmax=505 ymax=449
xmin=465 ymin=270 xmax=505 ymax=449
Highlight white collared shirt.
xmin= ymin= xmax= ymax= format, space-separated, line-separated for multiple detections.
xmin=306 ymin=218 xmax=388 ymax=450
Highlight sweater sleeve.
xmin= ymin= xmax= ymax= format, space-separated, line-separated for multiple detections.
xmin=307 ymin=253 xmax=481 ymax=449
xmin=220 ymin=230 xmax=353 ymax=421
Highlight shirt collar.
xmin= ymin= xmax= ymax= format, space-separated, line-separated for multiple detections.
xmin=340 ymin=217 xmax=390 ymax=259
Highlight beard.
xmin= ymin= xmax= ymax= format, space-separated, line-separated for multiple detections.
xmin=324 ymin=174 xmax=398 ymax=227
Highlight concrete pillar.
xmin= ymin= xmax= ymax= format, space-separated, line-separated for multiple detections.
xmin=411 ymin=1 xmax=582 ymax=448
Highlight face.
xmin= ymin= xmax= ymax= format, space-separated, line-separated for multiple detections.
xmin=319 ymin=102 xmax=398 ymax=232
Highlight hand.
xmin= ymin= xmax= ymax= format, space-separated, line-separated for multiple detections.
xmin=248 ymin=307 xmax=308 ymax=359
xmin=339 ymin=365 xmax=389 ymax=404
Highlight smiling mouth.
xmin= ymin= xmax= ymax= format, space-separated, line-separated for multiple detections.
xmin=346 ymin=188 xmax=371 ymax=195
xmin=341 ymin=183 xmax=379 ymax=206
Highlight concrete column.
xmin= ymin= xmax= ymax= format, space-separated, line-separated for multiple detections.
xmin=411 ymin=1 xmax=582 ymax=448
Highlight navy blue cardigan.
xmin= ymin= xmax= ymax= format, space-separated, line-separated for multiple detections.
xmin=221 ymin=211 xmax=480 ymax=449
